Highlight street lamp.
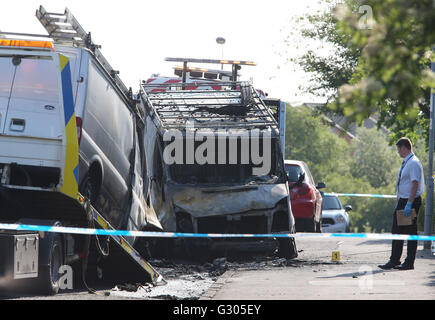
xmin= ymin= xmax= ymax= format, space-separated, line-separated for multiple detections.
xmin=216 ymin=37 xmax=225 ymax=70
xmin=424 ymin=58 xmax=435 ymax=250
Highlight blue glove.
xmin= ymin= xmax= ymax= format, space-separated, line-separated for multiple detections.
xmin=404 ymin=202 xmax=412 ymax=217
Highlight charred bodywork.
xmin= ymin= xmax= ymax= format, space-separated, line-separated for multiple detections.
xmin=140 ymin=80 xmax=297 ymax=257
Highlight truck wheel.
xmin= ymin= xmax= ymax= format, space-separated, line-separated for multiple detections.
xmin=36 ymin=233 xmax=63 ymax=295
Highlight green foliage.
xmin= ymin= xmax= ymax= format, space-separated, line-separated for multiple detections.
xmin=332 ymin=0 xmax=435 ymax=143
xmin=289 ymin=0 xmax=435 ymax=146
xmin=285 ymin=105 xmax=428 ymax=233
xmin=287 ymin=0 xmax=360 ymax=105
xmin=350 ymin=127 xmax=400 ymax=188
xmin=284 ymin=105 xmax=350 ymax=180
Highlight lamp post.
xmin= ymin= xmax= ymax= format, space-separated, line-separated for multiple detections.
xmin=424 ymin=59 xmax=435 ymax=250
xmin=216 ymin=37 xmax=225 ymax=70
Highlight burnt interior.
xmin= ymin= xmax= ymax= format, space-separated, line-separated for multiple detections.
xmin=167 ymin=137 xmax=285 ymax=185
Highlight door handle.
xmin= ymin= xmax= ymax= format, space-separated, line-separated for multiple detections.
xmin=10 ymin=118 xmax=25 ymax=132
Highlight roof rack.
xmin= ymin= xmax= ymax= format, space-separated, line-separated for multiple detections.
xmin=140 ymin=80 xmax=279 ymax=135
xmin=35 ymin=6 xmax=136 ymax=109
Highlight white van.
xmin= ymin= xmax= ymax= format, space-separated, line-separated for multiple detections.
xmin=0 ymin=39 xmax=160 ymax=238
xmin=0 ymin=40 xmax=79 ymax=198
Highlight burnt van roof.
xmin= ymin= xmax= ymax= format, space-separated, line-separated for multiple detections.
xmin=140 ymin=80 xmax=280 ymax=136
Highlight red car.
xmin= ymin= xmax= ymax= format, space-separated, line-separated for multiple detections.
xmin=284 ymin=160 xmax=325 ymax=232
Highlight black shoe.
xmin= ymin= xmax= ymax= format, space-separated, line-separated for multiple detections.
xmin=394 ymin=263 xmax=414 ymax=270
xmin=378 ymin=261 xmax=401 ymax=270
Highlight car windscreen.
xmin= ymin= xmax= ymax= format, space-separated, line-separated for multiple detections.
xmin=322 ymin=196 xmax=343 ymax=210
xmin=285 ymin=165 xmax=303 ymax=182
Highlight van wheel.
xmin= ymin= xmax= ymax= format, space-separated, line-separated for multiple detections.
xmin=81 ymin=172 xmax=99 ymax=205
xmin=277 ymin=237 xmax=298 ymax=259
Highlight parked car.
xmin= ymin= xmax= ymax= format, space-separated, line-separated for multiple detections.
xmin=284 ymin=160 xmax=325 ymax=232
xmin=321 ymin=194 xmax=352 ymax=233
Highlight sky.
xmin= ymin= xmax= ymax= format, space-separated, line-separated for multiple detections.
xmin=0 ymin=0 xmax=328 ymax=104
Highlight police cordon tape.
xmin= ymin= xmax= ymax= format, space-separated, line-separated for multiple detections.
xmin=0 ymin=223 xmax=434 ymax=241
xmin=324 ymin=193 xmax=397 ymax=199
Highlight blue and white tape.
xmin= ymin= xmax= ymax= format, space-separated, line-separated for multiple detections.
xmin=324 ymin=193 xmax=396 ymax=199
xmin=0 ymin=223 xmax=434 ymax=241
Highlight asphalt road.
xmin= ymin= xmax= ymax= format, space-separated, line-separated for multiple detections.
xmin=202 ymin=238 xmax=435 ymax=300
xmin=1 ymin=237 xmax=434 ymax=300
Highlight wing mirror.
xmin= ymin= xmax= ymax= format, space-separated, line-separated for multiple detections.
xmin=345 ymin=205 xmax=352 ymax=212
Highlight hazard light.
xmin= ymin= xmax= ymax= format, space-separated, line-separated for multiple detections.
xmin=0 ymin=39 xmax=54 ymax=51
xmin=165 ymin=57 xmax=256 ymax=66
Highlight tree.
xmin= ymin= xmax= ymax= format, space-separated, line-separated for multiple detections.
xmin=284 ymin=104 xmax=350 ymax=181
xmin=286 ymin=0 xmax=360 ymax=111
xmin=289 ymin=0 xmax=435 ymax=145
xmin=350 ymin=127 xmax=400 ymax=188
xmin=332 ymin=0 xmax=435 ymax=144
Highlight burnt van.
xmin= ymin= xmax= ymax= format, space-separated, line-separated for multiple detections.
xmin=139 ymin=60 xmax=298 ymax=258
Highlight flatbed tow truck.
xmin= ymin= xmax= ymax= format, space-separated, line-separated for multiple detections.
xmin=0 ymin=6 xmax=164 ymax=295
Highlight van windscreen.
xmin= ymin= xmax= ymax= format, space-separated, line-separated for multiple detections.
xmin=168 ymin=138 xmax=285 ymax=185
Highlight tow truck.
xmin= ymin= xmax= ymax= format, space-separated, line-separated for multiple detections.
xmin=0 ymin=6 xmax=164 ymax=295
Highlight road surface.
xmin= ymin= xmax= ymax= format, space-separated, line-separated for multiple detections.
xmin=1 ymin=237 xmax=434 ymax=300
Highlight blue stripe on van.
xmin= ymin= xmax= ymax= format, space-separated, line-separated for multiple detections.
xmin=60 ymin=58 xmax=74 ymax=124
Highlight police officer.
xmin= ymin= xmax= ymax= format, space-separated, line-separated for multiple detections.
xmin=379 ymin=137 xmax=424 ymax=270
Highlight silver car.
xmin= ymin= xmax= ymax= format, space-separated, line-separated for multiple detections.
xmin=321 ymin=195 xmax=352 ymax=233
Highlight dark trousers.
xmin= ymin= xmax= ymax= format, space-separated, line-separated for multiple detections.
xmin=389 ymin=196 xmax=421 ymax=265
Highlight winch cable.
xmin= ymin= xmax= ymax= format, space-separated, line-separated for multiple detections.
xmin=81 ymin=200 xmax=110 ymax=296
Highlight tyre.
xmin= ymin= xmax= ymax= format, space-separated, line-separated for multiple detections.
xmin=36 ymin=233 xmax=64 ymax=295
xmin=306 ymin=218 xmax=316 ymax=233
xmin=277 ymin=225 xmax=298 ymax=259
xmin=277 ymin=237 xmax=298 ymax=259
xmin=315 ymin=218 xmax=322 ymax=233
xmin=80 ymin=171 xmax=99 ymax=205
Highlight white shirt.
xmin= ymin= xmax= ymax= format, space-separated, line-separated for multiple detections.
xmin=396 ymin=153 xmax=424 ymax=199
